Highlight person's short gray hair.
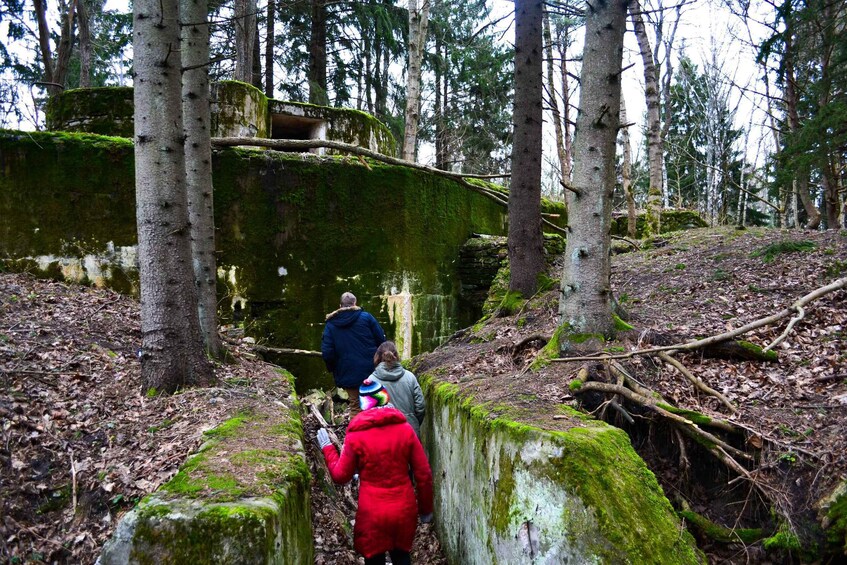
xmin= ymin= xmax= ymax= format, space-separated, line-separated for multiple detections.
xmin=340 ymin=292 xmax=357 ymax=307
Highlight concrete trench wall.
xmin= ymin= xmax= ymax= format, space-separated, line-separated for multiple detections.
xmin=0 ymin=130 xmax=536 ymax=389
xmin=420 ymin=378 xmax=705 ymax=565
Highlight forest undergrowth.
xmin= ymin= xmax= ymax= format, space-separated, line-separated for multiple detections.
xmin=1 ymin=225 xmax=845 ymax=563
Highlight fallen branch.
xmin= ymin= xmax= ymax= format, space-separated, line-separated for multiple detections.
xmin=254 ymin=344 xmax=323 ymax=357
xmin=553 ymin=276 xmax=847 ymax=363
xmin=657 ymin=351 xmax=736 ymax=413
xmin=573 ymin=381 xmax=751 ymax=462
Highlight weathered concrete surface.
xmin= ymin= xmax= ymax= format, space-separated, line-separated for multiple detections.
xmin=420 ymin=378 xmax=704 ymax=565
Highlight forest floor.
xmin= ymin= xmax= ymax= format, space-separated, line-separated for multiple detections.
xmin=413 ymin=225 xmax=847 ymax=563
xmin=0 ymin=271 xmax=444 ymax=564
xmin=0 ymin=225 xmax=845 ymax=564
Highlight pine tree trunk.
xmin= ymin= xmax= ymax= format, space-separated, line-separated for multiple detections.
xmin=251 ymin=17 xmax=262 ymax=89
xmin=555 ymin=19 xmax=573 ymax=183
xmin=630 ymin=0 xmax=662 ymax=236
xmin=265 ymin=0 xmax=275 ymax=97
xmin=77 ymin=0 xmax=92 ymax=87
xmin=34 ymin=0 xmax=77 ymax=97
xmin=559 ymin=0 xmax=627 ymax=336
xmin=182 ymin=0 xmax=222 ymax=359
xmin=508 ymin=0 xmax=545 ymax=297
xmin=402 ymin=0 xmax=430 ymax=161
xmin=134 ymin=0 xmax=212 ymax=393
xmin=620 ymin=99 xmax=637 ymax=238
xmin=308 ymin=0 xmax=328 ymax=105
xmin=234 ymin=0 xmax=256 ymax=83
xmin=784 ymin=31 xmax=821 ymax=229
xmin=543 ymin=6 xmax=568 ymax=185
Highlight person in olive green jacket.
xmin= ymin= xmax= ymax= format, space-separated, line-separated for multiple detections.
xmin=368 ymin=341 xmax=425 ymax=438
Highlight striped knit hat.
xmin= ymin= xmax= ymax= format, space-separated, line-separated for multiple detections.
xmin=359 ymin=378 xmax=391 ymax=411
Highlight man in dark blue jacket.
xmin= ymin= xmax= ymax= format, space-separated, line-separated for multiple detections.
xmin=321 ymin=292 xmax=387 ymax=417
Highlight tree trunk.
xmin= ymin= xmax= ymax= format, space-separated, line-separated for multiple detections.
xmin=252 ymin=16 xmax=262 ymax=89
xmin=401 ymin=0 xmax=430 ymax=161
xmin=182 ymin=0 xmax=222 ymax=359
xmin=554 ymin=18 xmax=573 ymax=184
xmin=77 ymin=0 xmax=92 ymax=87
xmin=620 ymin=98 xmax=637 ymax=238
xmin=234 ymin=0 xmax=257 ymax=83
xmin=558 ymin=0 xmax=627 ymax=336
xmin=34 ymin=0 xmax=78 ymax=97
xmin=543 ymin=5 xmax=567 ymax=185
xmin=508 ymin=0 xmax=545 ymax=297
xmin=134 ymin=0 xmax=212 ymax=393
xmin=630 ymin=0 xmax=662 ymax=236
xmin=434 ymin=14 xmax=448 ymax=170
xmin=308 ymin=0 xmax=328 ymax=105
xmin=784 ymin=31 xmax=821 ymax=229
xmin=265 ymin=0 xmax=275 ymax=97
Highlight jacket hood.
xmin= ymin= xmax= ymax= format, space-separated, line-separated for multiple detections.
xmin=373 ymin=362 xmax=405 ymax=382
xmin=325 ymin=306 xmax=362 ymax=328
xmin=348 ymin=406 xmax=407 ymax=432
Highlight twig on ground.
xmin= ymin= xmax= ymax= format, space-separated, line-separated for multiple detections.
xmin=657 ymin=351 xmax=736 ymax=413
xmin=553 ymin=276 xmax=847 ymax=363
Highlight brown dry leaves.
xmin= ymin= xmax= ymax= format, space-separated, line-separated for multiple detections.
xmin=0 ymin=274 xmax=293 ymax=564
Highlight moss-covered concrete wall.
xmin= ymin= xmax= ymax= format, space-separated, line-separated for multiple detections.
xmin=98 ymin=381 xmax=312 ymax=564
xmin=420 ymin=377 xmax=704 ymax=564
xmin=211 ymin=81 xmax=271 ymax=139
xmin=268 ymin=99 xmax=397 ymax=156
xmin=611 ymin=209 xmax=708 ymax=237
xmin=0 ymin=130 xmax=510 ymax=389
xmin=45 ymin=87 xmax=135 ymax=138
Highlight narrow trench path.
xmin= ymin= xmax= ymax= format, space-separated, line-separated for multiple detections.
xmin=303 ymin=401 xmax=447 ymax=564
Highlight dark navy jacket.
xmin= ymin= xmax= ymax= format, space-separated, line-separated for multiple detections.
xmin=321 ymin=307 xmax=387 ymax=388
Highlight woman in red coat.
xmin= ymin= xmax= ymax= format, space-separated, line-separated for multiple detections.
xmin=317 ymin=379 xmax=434 ymax=565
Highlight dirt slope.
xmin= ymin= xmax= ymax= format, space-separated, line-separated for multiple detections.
xmin=413 ymin=226 xmax=846 ymax=563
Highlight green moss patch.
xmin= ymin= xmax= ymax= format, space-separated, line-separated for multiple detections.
xmin=679 ymin=510 xmax=764 ymax=544
xmin=752 ymin=240 xmax=816 ymax=263
xmin=420 ymin=372 xmax=704 ymax=564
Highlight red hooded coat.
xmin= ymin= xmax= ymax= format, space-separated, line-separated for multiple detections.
xmin=321 ymin=407 xmax=433 ymax=558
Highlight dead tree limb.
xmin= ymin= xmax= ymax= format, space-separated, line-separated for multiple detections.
xmin=657 ymin=351 xmax=736 ymax=413
xmin=573 ymin=381 xmax=751 ymax=462
xmin=254 ymin=344 xmax=323 ymax=357
xmin=211 ymin=136 xmax=567 ymax=236
xmin=553 ymin=276 xmax=847 ymax=363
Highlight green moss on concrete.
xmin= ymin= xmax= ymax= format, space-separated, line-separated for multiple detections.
xmin=822 ymin=481 xmax=847 ymax=554
xmin=419 ymin=372 xmax=704 ymax=564
xmin=0 ymin=130 xmax=136 ymax=259
xmin=268 ymin=99 xmax=397 ymax=156
xmin=1 ymin=130 xmax=509 ymax=391
xmin=203 ymin=413 xmax=249 ymax=439
xmin=679 ymin=510 xmax=764 ymax=544
xmin=489 ymin=447 xmax=516 ymax=536
xmin=45 ymin=87 xmax=135 ymax=137
xmin=211 ymin=81 xmax=270 ymax=138
xmin=538 ymin=426 xmax=702 ymax=563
